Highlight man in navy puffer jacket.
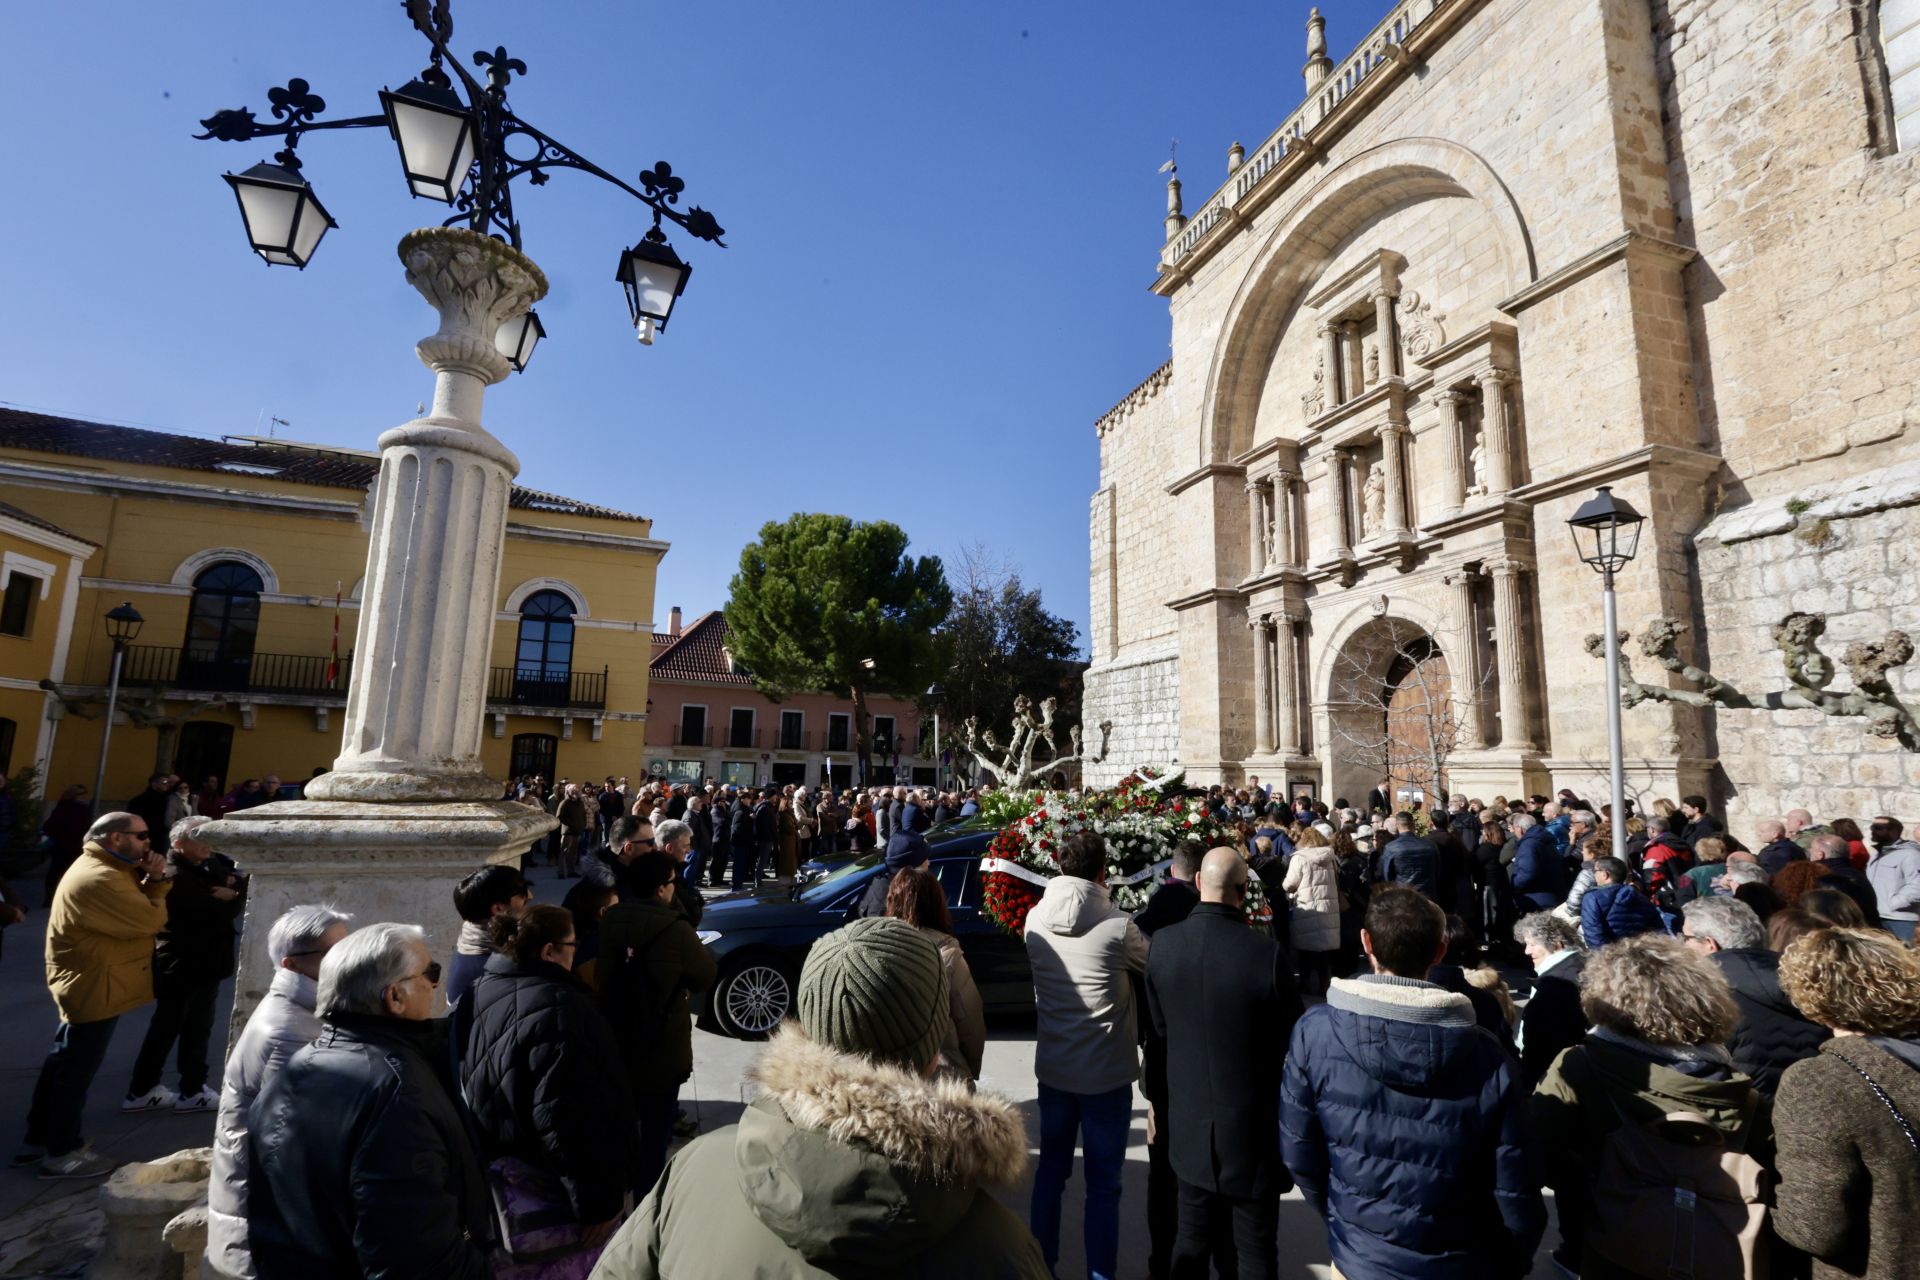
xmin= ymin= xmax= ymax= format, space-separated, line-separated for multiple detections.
xmin=1280 ymin=887 xmax=1545 ymax=1279
xmin=1507 ymin=814 xmax=1565 ymax=912
xmin=1577 ymin=857 xmax=1668 ymax=949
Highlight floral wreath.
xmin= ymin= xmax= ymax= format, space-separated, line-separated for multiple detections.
xmin=979 ymin=766 xmax=1268 ymax=934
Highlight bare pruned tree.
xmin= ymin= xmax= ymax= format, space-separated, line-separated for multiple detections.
xmin=958 ymin=694 xmax=1112 ymax=790
xmin=1585 ymin=612 xmax=1920 ymax=750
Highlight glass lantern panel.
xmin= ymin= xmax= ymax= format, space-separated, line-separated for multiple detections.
xmin=289 ymin=197 xmax=330 ymax=264
xmin=394 ymin=102 xmax=473 ymax=200
xmin=236 ymin=182 xmax=300 ymax=254
xmin=626 ymin=256 xmax=686 ymax=321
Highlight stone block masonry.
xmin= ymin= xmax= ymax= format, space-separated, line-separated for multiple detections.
xmin=1082 ymin=647 xmax=1180 ymax=787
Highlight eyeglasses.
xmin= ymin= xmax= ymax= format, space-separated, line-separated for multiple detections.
xmin=415 ymin=961 xmax=443 ymax=986
xmin=128 ymin=830 xmax=152 ymax=842
xmin=554 ymin=940 xmax=578 ymax=951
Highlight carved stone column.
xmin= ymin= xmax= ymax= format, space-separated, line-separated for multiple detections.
xmin=1250 ymin=615 xmax=1274 ymax=754
xmin=1380 ymin=424 xmax=1410 ymax=535
xmin=1447 ymin=570 xmax=1487 ymax=750
xmin=1372 ymin=290 xmax=1399 ymax=379
xmin=1489 ymin=558 xmax=1536 ymax=751
xmin=1245 ymin=477 xmax=1268 ymax=577
xmin=1274 ymin=469 xmax=1298 ymax=565
xmin=1477 ymin=369 xmax=1517 ymax=496
xmin=1275 ymin=614 xmax=1302 ymax=756
xmin=1340 ymin=320 xmax=1364 ymax=400
xmin=1326 ymin=450 xmax=1353 ymax=557
xmin=1435 ymin=390 xmax=1467 ymax=515
xmin=1320 ymin=324 xmax=1343 ymax=406
xmin=200 ymin=228 xmax=556 ymax=1037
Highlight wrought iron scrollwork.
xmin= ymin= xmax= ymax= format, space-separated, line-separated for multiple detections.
xmin=197 ymin=0 xmax=725 ymax=253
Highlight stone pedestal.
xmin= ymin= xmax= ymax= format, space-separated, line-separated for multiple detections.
xmin=202 ymin=228 xmax=557 ymax=1033
xmin=92 ymin=1148 xmax=211 ymax=1280
xmin=1446 ymin=750 xmax=1551 ymax=806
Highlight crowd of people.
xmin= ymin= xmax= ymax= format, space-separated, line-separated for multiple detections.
xmin=4 ymin=771 xmax=1919 ymax=1280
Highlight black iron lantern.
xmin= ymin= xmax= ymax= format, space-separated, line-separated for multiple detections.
xmin=494 ymin=309 xmax=544 ymax=373
xmin=223 ymin=160 xmax=337 ymax=268
xmin=104 ymin=601 xmax=145 ymax=643
xmin=925 ymin=683 xmax=945 ymax=702
xmin=379 ymin=77 xmax=477 ymax=203
xmin=615 ymin=231 xmax=690 ymax=340
xmin=1567 ymin=485 xmax=1646 ymax=576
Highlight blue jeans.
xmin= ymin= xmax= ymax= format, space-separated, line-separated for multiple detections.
xmin=1030 ymin=1081 xmax=1131 ymax=1280
xmin=24 ymin=1016 xmax=120 ymax=1156
xmin=1886 ymin=917 xmax=1917 ymax=941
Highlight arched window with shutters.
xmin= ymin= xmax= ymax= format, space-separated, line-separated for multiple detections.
xmin=514 ymin=589 xmax=575 ymax=704
xmin=181 ymin=561 xmax=263 ymax=691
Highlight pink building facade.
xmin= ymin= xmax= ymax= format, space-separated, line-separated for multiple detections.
xmin=644 ymin=609 xmax=933 ymax=789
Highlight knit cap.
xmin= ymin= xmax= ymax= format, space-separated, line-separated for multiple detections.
xmin=796 ymin=916 xmax=951 ymax=1072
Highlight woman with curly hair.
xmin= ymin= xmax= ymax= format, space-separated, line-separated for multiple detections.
xmin=1772 ymin=857 xmax=1833 ymax=906
xmin=1774 ymin=927 xmax=1920 ymax=1279
xmin=1530 ymin=933 xmax=1768 ymax=1278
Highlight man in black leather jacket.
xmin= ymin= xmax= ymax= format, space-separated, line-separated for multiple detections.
xmin=247 ymin=922 xmax=492 ymax=1279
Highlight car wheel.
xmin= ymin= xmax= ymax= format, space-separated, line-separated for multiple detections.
xmin=714 ymin=954 xmax=795 ymax=1039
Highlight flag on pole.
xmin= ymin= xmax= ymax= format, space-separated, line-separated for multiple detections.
xmin=326 ymin=582 xmax=342 ymax=688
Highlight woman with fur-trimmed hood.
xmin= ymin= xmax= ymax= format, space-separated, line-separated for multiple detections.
xmin=589 ymin=916 xmax=1047 ymax=1279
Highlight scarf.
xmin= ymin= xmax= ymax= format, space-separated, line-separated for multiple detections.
xmin=455 ymin=919 xmax=493 ymax=958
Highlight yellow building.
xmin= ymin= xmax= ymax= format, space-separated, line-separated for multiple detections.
xmin=0 ymin=410 xmax=665 ymax=805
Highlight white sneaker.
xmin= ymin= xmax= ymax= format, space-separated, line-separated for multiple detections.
xmin=121 ymin=1085 xmax=178 ymax=1113
xmin=173 ymin=1086 xmax=219 ymax=1114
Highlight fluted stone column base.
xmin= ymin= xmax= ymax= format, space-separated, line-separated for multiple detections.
xmin=206 ymin=798 xmax=554 ymax=1039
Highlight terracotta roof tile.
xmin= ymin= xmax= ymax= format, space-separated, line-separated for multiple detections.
xmin=649 ymin=611 xmax=752 ymax=685
xmin=0 ymin=499 xmax=93 ymax=545
xmin=0 ymin=409 xmax=647 ymax=524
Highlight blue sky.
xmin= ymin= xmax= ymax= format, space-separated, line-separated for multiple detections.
xmin=1 ymin=0 xmax=1369 ymax=645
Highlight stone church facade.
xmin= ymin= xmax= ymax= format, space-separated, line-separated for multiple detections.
xmin=1085 ymin=0 xmax=1920 ymax=830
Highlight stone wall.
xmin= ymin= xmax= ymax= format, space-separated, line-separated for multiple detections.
xmin=1693 ymin=461 xmax=1920 ymax=831
xmin=1082 ymin=647 xmax=1180 ymax=787
xmin=1657 ymin=0 xmax=1920 ymax=492
xmin=1091 ymin=362 xmax=1180 ymax=665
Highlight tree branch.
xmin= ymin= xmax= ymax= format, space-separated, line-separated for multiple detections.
xmin=1584 ymin=614 xmax=1920 ymax=750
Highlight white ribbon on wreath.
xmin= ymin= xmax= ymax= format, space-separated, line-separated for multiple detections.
xmin=979 ymin=856 xmax=1172 ymax=889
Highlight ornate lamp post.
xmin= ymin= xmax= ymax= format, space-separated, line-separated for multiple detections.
xmin=89 ymin=603 xmax=144 ymax=816
xmin=1568 ymin=486 xmax=1646 ymax=860
xmin=193 ymin=0 xmax=726 ymax=1027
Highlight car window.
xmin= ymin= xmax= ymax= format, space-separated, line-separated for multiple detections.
xmin=798 ymin=852 xmax=883 ymax=902
xmin=929 ymin=858 xmax=972 ymax=907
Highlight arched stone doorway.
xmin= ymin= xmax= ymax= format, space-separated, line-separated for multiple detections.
xmin=1325 ymin=614 xmax=1459 ymax=813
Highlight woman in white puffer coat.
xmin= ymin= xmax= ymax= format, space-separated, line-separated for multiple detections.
xmin=205 ymin=906 xmax=351 ymax=1280
xmin=1282 ymin=827 xmax=1343 ymax=997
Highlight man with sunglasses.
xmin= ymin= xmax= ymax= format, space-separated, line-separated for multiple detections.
xmin=248 ymin=922 xmax=492 ymax=1279
xmin=18 ymin=812 xmax=171 ymax=1178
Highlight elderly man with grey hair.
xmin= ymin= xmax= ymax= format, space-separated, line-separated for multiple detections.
xmin=247 ymin=922 xmax=492 ymax=1279
xmin=206 ymin=904 xmax=352 ymax=1279
xmin=1808 ymin=831 xmax=1879 ymax=921
xmin=123 ymin=813 xmax=248 ymax=1116
xmin=651 ymin=816 xmax=705 ymax=927
xmin=1681 ymin=896 xmax=1828 ymax=1095
xmin=1513 ymin=911 xmax=1587 ymax=1082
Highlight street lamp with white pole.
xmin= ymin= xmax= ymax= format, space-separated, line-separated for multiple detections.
xmin=1567 ymin=485 xmax=1646 ymax=860
xmin=925 ymin=684 xmax=945 ymax=792
xmin=89 ymin=603 xmax=144 ymax=816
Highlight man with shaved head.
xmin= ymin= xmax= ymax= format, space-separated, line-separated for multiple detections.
xmin=1755 ymin=816 xmax=1806 ymax=876
xmin=1146 ymin=848 xmax=1303 ymax=1277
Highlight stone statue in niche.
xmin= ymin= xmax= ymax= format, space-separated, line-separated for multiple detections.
xmin=1301 ymin=350 xmax=1326 ymax=417
xmin=1364 ymin=342 xmax=1381 ymax=386
xmin=1259 ymin=492 xmax=1277 ymax=567
xmin=1466 ymin=430 xmax=1487 ymax=498
xmin=1361 ymin=461 xmax=1386 ymax=537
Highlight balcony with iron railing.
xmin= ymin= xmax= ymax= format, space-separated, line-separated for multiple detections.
xmin=1164 ymin=0 xmax=1450 ymax=273
xmin=95 ymin=645 xmax=607 ymax=711
xmin=486 ymin=666 xmax=608 ymax=711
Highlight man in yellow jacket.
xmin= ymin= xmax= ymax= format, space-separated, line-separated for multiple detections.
xmin=17 ymin=811 xmax=170 ymax=1178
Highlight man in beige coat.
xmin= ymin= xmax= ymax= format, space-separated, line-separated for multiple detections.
xmin=18 ymin=811 xmax=171 ymax=1178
